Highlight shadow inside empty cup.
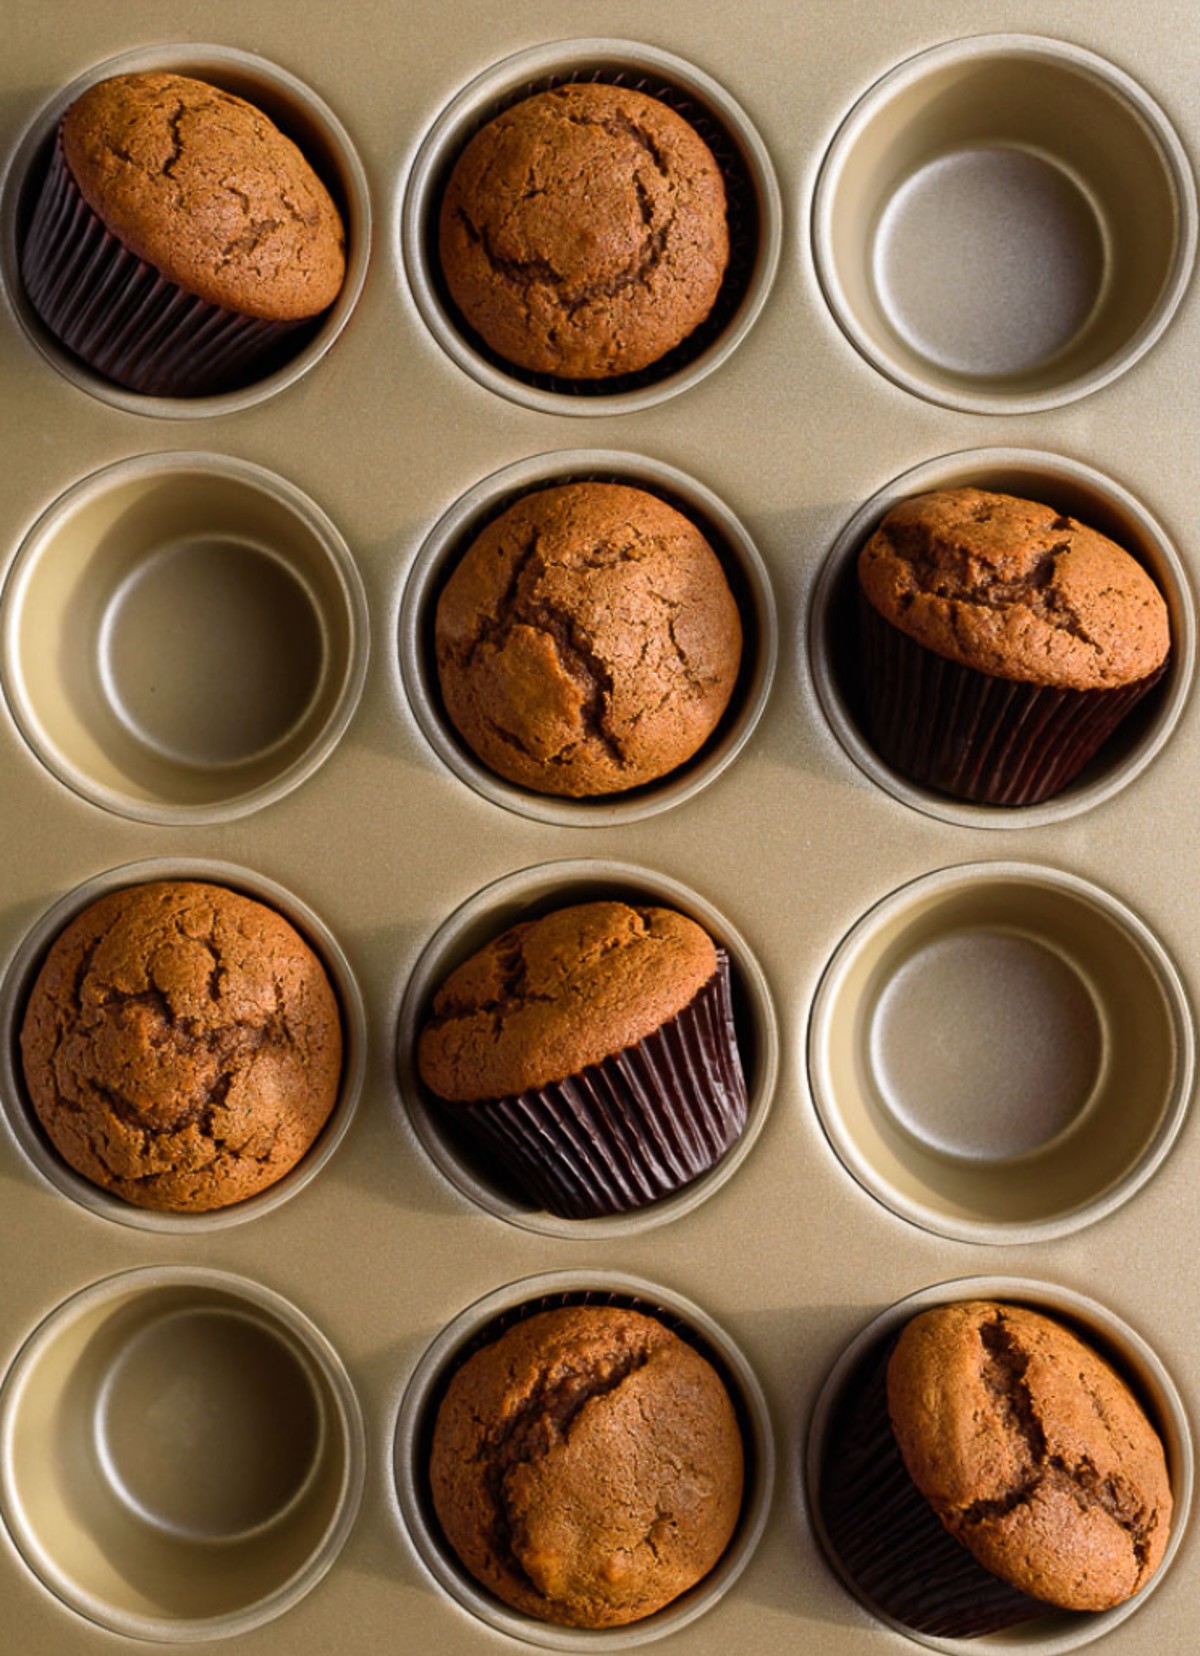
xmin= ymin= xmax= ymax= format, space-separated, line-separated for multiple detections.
xmin=808 ymin=863 xmax=1193 ymax=1242
xmin=813 ymin=36 xmax=1196 ymax=411
xmin=0 ymin=453 xmax=367 ymax=823
xmin=0 ymin=1269 xmax=364 ymax=1641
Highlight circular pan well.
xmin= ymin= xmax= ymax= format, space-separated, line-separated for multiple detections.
xmin=396 ymin=859 xmax=778 ymax=1238
xmin=808 ymin=862 xmax=1193 ymax=1244
xmin=812 ymin=35 xmax=1196 ymax=413
xmin=400 ymin=38 xmax=782 ymax=415
xmin=806 ymin=1276 xmax=1192 ymax=1653
xmin=0 ymin=856 xmax=367 ymax=1234
xmin=0 ymin=452 xmax=369 ymax=824
xmin=0 ymin=43 xmax=371 ymax=417
xmin=398 ymin=450 xmax=777 ymax=826
xmin=394 ymin=1269 xmax=774 ymax=1649
xmin=809 ymin=448 xmax=1194 ymax=829
xmin=0 ymin=1266 xmax=365 ymax=1642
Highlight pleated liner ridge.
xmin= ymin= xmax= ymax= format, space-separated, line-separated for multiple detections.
xmin=820 ymin=1336 xmax=1048 ymax=1639
xmin=20 ymin=132 xmax=303 ymax=397
xmin=453 ymin=949 xmax=748 ymax=1219
xmin=859 ymin=594 xmax=1166 ymax=807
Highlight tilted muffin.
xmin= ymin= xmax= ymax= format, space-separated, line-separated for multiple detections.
xmin=857 ymin=487 xmax=1170 ymax=805
xmin=435 ymin=482 xmax=743 ymax=797
xmin=429 ymin=1304 xmax=745 ymax=1626
xmin=21 ymin=71 xmax=346 ymax=395
xmin=417 ymin=900 xmax=748 ymax=1217
xmin=20 ymin=881 xmax=343 ymax=1211
xmin=819 ymin=1300 xmax=1173 ymax=1637
xmin=438 ymin=82 xmax=729 ymax=379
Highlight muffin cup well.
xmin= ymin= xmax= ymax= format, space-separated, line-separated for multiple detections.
xmin=807 ymin=862 xmax=1193 ymax=1244
xmin=400 ymin=38 xmax=781 ymax=415
xmin=398 ymin=450 xmax=777 ymax=827
xmin=397 ymin=860 xmax=778 ymax=1238
xmin=807 ymin=1278 xmax=1193 ymax=1653
xmin=0 ymin=858 xmax=366 ymax=1234
xmin=0 ymin=1267 xmax=365 ymax=1642
xmin=2 ymin=43 xmax=370 ymax=416
xmin=394 ymin=1269 xmax=774 ymax=1650
xmin=0 ymin=452 xmax=369 ymax=825
xmin=809 ymin=449 xmax=1194 ymax=829
xmin=812 ymin=35 xmax=1196 ymax=413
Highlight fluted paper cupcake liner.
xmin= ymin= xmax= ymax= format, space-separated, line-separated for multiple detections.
xmin=21 ymin=133 xmax=306 ymax=396
xmin=859 ymin=595 xmax=1167 ymax=806
xmin=452 ymin=949 xmax=747 ymax=1219
xmin=820 ymin=1336 xmax=1046 ymax=1638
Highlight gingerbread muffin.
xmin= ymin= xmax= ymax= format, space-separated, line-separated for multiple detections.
xmin=856 ymin=487 xmax=1170 ymax=805
xmin=417 ymin=900 xmax=748 ymax=1218
xmin=19 ymin=880 xmax=343 ymax=1212
xmin=429 ymin=1304 xmax=745 ymax=1627
xmin=22 ymin=71 xmax=346 ymax=395
xmin=820 ymin=1300 xmax=1173 ymax=1637
xmin=438 ymin=82 xmax=728 ymax=380
xmin=434 ymin=482 xmax=743 ymax=798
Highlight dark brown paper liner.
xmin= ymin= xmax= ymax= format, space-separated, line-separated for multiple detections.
xmin=20 ymin=134 xmax=307 ymax=397
xmin=819 ymin=1335 xmax=1047 ymax=1638
xmin=449 ymin=949 xmax=747 ymax=1219
xmin=858 ymin=594 xmax=1167 ymax=807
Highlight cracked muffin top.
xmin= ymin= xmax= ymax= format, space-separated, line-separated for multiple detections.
xmin=438 ymin=82 xmax=729 ymax=378
xmin=434 ymin=481 xmax=743 ymax=797
xmin=887 ymin=1301 xmax=1173 ymax=1612
xmin=418 ymin=900 xmax=717 ymax=1102
xmin=60 ymin=71 xmax=345 ymax=320
xmin=19 ymin=880 xmax=343 ymax=1212
xmin=858 ymin=488 xmax=1170 ymax=690
xmin=429 ymin=1303 xmax=744 ymax=1627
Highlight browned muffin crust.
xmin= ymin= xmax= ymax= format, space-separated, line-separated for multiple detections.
xmin=435 ymin=482 xmax=742 ymax=797
xmin=438 ymin=82 xmax=729 ymax=378
xmin=858 ymin=488 xmax=1169 ymax=690
xmin=418 ymin=901 xmax=717 ymax=1102
xmin=20 ymin=881 xmax=343 ymax=1211
xmin=887 ymin=1301 xmax=1172 ymax=1611
xmin=429 ymin=1305 xmax=744 ymax=1627
xmin=61 ymin=72 xmax=345 ymax=320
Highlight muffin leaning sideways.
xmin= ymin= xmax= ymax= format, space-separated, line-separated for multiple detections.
xmin=20 ymin=880 xmax=343 ymax=1211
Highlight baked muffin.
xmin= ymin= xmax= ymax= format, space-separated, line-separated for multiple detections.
xmin=820 ymin=1300 xmax=1173 ymax=1637
xmin=20 ymin=880 xmax=343 ymax=1211
xmin=435 ymin=482 xmax=743 ymax=797
xmin=856 ymin=487 xmax=1170 ymax=805
xmin=21 ymin=71 xmax=346 ymax=395
xmin=417 ymin=900 xmax=748 ymax=1218
xmin=438 ymin=82 xmax=728 ymax=380
xmin=429 ymin=1304 xmax=744 ymax=1626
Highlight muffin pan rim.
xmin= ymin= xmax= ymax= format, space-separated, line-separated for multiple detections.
xmin=0 ymin=39 xmax=373 ymax=419
xmin=397 ymin=446 xmax=779 ymax=827
xmin=803 ymin=1273 xmax=1194 ymax=1654
xmin=391 ymin=1266 xmax=776 ymax=1650
xmin=0 ymin=855 xmax=368 ymax=1234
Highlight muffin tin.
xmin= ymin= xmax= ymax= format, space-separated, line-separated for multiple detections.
xmin=1 ymin=1 xmax=1198 ymax=1652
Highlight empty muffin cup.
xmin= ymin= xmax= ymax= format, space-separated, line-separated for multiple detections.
xmin=812 ymin=35 xmax=1196 ymax=413
xmin=0 ymin=1266 xmax=365 ymax=1642
xmin=809 ymin=448 xmax=1194 ymax=828
xmin=0 ymin=452 xmax=369 ymax=824
xmin=398 ymin=449 xmax=776 ymax=825
xmin=394 ymin=1269 xmax=774 ymax=1649
xmin=397 ymin=858 xmax=778 ymax=1237
xmin=807 ymin=1276 xmax=1192 ymax=1652
xmin=401 ymin=38 xmax=781 ymax=414
xmin=0 ymin=856 xmax=366 ymax=1233
xmin=2 ymin=43 xmax=370 ymax=415
xmin=808 ymin=863 xmax=1193 ymax=1243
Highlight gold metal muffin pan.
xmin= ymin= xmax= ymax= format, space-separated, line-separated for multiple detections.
xmin=2 ymin=2 xmax=1199 ymax=1652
